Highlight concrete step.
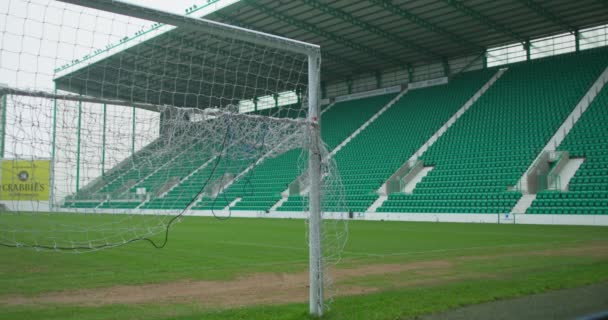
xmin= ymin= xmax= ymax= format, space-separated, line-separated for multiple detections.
xmin=224 ymin=197 xmax=242 ymax=210
xmin=554 ymin=158 xmax=585 ymax=191
xmin=403 ymin=166 xmax=434 ymax=194
xmin=517 ymin=65 xmax=608 ymax=194
xmin=511 ymin=194 xmax=537 ymax=214
xmin=367 ymin=195 xmax=387 ymax=213
xmin=269 ymin=195 xmax=288 ymax=212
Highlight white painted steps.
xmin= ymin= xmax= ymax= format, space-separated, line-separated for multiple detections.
xmin=328 ymin=88 xmax=409 ymax=158
xmin=320 ymin=101 xmax=336 ymax=115
xmin=270 ymin=195 xmax=289 ymax=212
xmin=511 ymin=158 xmax=585 ymax=214
xmin=367 ymin=195 xmax=387 ymax=213
xmin=403 ymin=166 xmax=434 ymax=193
xmin=554 ymin=158 xmax=585 ymax=191
xmin=408 ymin=68 xmax=507 ymax=161
xmin=140 ymin=155 xmax=218 ymax=210
xmin=544 ymin=65 xmax=608 ymax=152
xmin=224 ymin=197 xmax=242 ymax=210
xmin=517 ymin=65 xmax=608 ymax=194
xmin=189 ymin=129 xmax=303 ymax=210
xmin=365 ymin=69 xmax=507 ymax=213
xmin=511 ymin=194 xmax=537 ymax=214
xmin=273 ymin=88 xmax=411 ymax=212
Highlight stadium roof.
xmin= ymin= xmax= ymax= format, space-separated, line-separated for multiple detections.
xmin=213 ymin=0 xmax=607 ymax=78
xmin=55 ymin=0 xmax=608 ymax=109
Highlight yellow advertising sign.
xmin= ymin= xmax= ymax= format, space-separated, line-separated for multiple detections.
xmin=0 ymin=160 xmax=51 ymax=201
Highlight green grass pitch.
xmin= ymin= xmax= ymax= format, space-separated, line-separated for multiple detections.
xmin=0 ymin=215 xmax=607 ymax=320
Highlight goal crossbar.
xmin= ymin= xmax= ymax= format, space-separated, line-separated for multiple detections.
xmin=0 ymin=87 xmax=311 ymax=126
xmin=57 ymin=0 xmax=320 ymax=58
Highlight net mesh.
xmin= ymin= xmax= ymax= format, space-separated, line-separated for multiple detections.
xmin=0 ymin=0 xmax=349 ymax=307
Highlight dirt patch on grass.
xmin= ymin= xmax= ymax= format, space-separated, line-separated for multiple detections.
xmin=1 ymin=243 xmax=606 ymax=308
xmin=0 ymin=261 xmax=451 ymax=307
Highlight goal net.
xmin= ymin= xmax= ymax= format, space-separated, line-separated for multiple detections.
xmin=0 ymin=0 xmax=347 ymax=315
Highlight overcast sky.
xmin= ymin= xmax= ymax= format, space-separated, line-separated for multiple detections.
xmin=0 ymin=0 xmax=236 ymax=200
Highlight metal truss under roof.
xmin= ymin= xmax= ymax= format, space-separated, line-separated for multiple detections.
xmin=55 ymin=0 xmax=608 ymax=109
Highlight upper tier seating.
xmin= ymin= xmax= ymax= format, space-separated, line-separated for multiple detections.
xmin=141 ymin=143 xmax=257 ymax=210
xmin=528 ymin=82 xmax=608 ymax=215
xmin=63 ymin=48 xmax=608 ymax=215
xmin=127 ymin=142 xmax=210 ymax=197
xmin=194 ymin=93 xmax=397 ymax=212
xmin=63 ymin=139 xmax=168 ymax=208
xmin=65 ymin=104 xmax=304 ymax=210
xmin=95 ymin=140 xmax=168 ymax=195
xmin=380 ymin=48 xmax=608 ymax=214
xmin=281 ymin=68 xmax=497 ymax=212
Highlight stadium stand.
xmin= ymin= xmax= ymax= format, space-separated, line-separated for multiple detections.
xmin=65 ymin=95 xmax=397 ymax=211
xmin=193 ymin=93 xmax=397 ymax=211
xmin=527 ymin=83 xmax=608 ymax=215
xmin=128 ymin=142 xmax=208 ymax=197
xmin=280 ymin=68 xmax=497 ymax=212
xmin=63 ymin=48 xmax=608 ymax=215
xmin=63 ymin=140 xmax=167 ymax=208
xmin=97 ymin=141 xmax=171 ymax=194
xmin=195 ymin=148 xmax=302 ymax=211
xmin=141 ymin=143 xmax=254 ymax=210
xmin=380 ymin=48 xmax=608 ymax=214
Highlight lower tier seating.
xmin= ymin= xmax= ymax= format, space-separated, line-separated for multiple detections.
xmin=380 ymin=48 xmax=608 ymax=214
xmin=193 ymin=93 xmax=397 ymax=212
xmin=527 ymin=80 xmax=608 ymax=215
xmin=281 ymin=68 xmax=498 ymax=212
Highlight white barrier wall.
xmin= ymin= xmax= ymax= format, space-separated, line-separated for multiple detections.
xmin=334 ymin=85 xmax=402 ymax=102
xmin=0 ymin=201 xmax=50 ymax=212
xmin=48 ymin=208 xmax=608 ymax=226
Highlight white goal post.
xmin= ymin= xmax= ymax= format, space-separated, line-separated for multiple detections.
xmin=63 ymin=1 xmax=326 ymax=315
xmin=1 ymin=0 xmax=326 ymax=316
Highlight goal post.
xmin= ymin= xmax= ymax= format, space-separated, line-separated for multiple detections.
xmin=0 ymin=92 xmax=6 ymax=159
xmin=307 ymin=53 xmax=324 ymax=316
xmin=1 ymin=0 xmax=327 ymax=316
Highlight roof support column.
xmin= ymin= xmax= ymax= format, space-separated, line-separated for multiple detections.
xmin=296 ymin=87 xmax=303 ymax=105
xmin=407 ymin=64 xmax=414 ymax=83
xmin=524 ymin=39 xmax=531 ymax=61
xmin=375 ymin=71 xmax=382 ymax=89
xmin=131 ymin=106 xmax=136 ymax=156
xmin=442 ymin=57 xmax=451 ymax=77
xmin=321 ymin=81 xmax=327 ymax=99
xmin=575 ymin=29 xmax=580 ymax=52
xmin=50 ymin=83 xmax=58 ymax=209
xmin=346 ymin=78 xmax=353 ymax=94
xmin=482 ymin=49 xmax=488 ymax=69
xmin=0 ymin=94 xmax=6 ymax=159
xmin=75 ymin=96 xmax=82 ymax=193
xmin=102 ymin=103 xmax=106 ymax=177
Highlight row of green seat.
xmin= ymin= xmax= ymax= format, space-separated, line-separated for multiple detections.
xmin=377 ymin=207 xmax=513 ymax=214
xmin=381 ymin=48 xmax=608 ymax=214
xmin=527 ymin=207 xmax=608 ymax=215
xmin=62 ymin=201 xmax=101 ymax=209
xmin=282 ymin=68 xmax=499 ymax=212
xmin=64 ymin=49 xmax=608 ymax=215
xmin=98 ymin=201 xmax=141 ymax=209
xmin=202 ymin=94 xmax=397 ymax=212
xmin=142 ymin=143 xmax=254 ymax=210
xmin=527 ymin=69 xmax=608 ymax=215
